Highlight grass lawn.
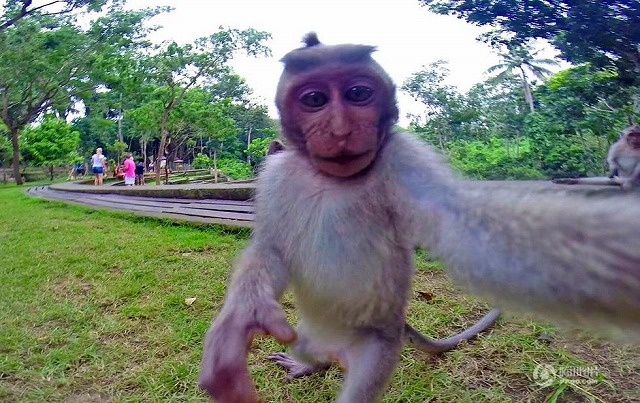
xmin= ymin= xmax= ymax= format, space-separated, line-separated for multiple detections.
xmin=0 ymin=181 xmax=638 ymax=402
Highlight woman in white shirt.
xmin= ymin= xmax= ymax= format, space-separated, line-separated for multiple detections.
xmin=90 ymin=147 xmax=106 ymax=185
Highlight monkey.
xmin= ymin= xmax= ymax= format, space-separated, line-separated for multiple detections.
xmin=553 ymin=125 xmax=640 ymax=189
xmin=266 ymin=139 xmax=286 ymax=156
xmin=607 ymin=124 xmax=640 ymax=190
xmin=199 ymin=33 xmax=640 ymax=403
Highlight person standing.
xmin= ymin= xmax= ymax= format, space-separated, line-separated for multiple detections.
xmin=135 ymin=159 xmax=145 ymax=185
xmin=90 ymin=147 xmax=106 ymax=185
xmin=123 ymin=153 xmax=136 ymax=186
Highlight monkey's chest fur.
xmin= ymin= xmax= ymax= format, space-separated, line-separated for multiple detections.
xmin=617 ymin=155 xmax=640 ymax=176
xmin=260 ymin=156 xmax=414 ymax=329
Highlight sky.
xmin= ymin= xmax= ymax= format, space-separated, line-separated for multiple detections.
xmin=122 ymin=0 xmax=560 ymax=126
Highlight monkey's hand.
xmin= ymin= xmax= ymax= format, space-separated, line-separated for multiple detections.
xmin=621 ymin=179 xmax=636 ymax=191
xmin=199 ymin=299 xmax=296 ymax=402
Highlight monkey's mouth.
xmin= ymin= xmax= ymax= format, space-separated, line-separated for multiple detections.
xmin=318 ymin=151 xmax=372 ymax=164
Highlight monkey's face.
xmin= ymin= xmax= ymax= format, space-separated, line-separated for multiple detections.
xmin=282 ymin=66 xmax=389 ymax=177
xmin=626 ymin=131 xmax=640 ymax=148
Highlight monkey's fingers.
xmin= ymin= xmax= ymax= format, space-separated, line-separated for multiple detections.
xmin=199 ymin=316 xmax=261 ymax=402
xmin=199 ymin=361 xmax=259 ymax=403
xmin=254 ymin=302 xmax=297 ymax=345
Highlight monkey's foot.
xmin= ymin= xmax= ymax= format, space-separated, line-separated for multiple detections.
xmin=268 ymin=353 xmax=330 ymax=380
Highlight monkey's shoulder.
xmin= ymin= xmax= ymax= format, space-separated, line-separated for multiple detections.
xmin=376 ymin=133 xmax=456 ymax=187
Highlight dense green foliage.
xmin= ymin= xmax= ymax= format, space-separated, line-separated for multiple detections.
xmin=0 ymin=2 xmax=277 ymax=184
xmin=20 ymin=115 xmax=80 ymax=179
xmin=2 ymin=1 xmax=639 ymax=183
xmin=420 ymin=0 xmax=640 ymax=85
xmin=191 ymin=153 xmax=253 ymax=180
xmin=406 ymin=1 xmax=639 ymax=179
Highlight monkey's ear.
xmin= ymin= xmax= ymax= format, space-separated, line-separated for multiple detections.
xmin=302 ymin=32 xmax=321 ymax=47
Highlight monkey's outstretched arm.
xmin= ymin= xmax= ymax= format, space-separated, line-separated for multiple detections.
xmin=395 ymin=136 xmax=640 ymax=339
xmin=199 ymin=243 xmax=296 ymax=402
xmin=444 ymin=188 xmax=640 ymax=336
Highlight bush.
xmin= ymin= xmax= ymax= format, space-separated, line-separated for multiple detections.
xmin=193 ymin=153 xmax=213 ymax=169
xmin=217 ymin=158 xmax=253 ymax=180
xmin=447 ymin=137 xmax=545 ymax=180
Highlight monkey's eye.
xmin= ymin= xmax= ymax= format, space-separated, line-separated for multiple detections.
xmin=300 ymin=91 xmax=328 ymax=108
xmin=345 ymin=86 xmax=373 ymax=103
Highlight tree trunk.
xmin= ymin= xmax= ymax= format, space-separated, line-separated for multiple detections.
xmin=520 ymin=68 xmax=535 ymax=113
xmin=246 ymin=125 xmax=252 ymax=164
xmin=117 ymin=94 xmax=124 ymax=143
xmin=10 ymin=126 xmax=22 ymax=185
xmin=213 ymin=149 xmax=218 ymax=184
xmin=155 ymin=108 xmax=170 ymax=185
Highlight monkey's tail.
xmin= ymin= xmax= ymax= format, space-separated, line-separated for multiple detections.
xmin=404 ymin=308 xmax=501 ymax=354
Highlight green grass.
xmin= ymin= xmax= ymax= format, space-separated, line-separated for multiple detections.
xmin=0 ymin=182 xmax=638 ymax=402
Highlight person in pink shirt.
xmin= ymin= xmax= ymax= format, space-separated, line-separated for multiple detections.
xmin=123 ymin=153 xmax=136 ymax=186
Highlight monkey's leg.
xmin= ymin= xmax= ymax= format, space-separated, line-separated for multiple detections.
xmin=336 ymin=329 xmax=404 ymax=403
xmin=268 ymin=326 xmax=332 ymax=380
xmin=552 ymin=176 xmax=621 ymax=186
xmin=269 ymin=352 xmax=331 ymax=380
xmin=405 ymin=308 xmax=501 ymax=353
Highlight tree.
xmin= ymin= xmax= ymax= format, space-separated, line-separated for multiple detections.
xmin=20 ymin=114 xmax=80 ymax=180
xmin=224 ymin=103 xmax=276 ymax=163
xmin=246 ymin=134 xmax=276 ymax=168
xmin=0 ymin=6 xmax=164 ymax=184
xmin=536 ymin=64 xmax=632 ymax=140
xmin=0 ymin=16 xmax=88 ymax=184
xmin=402 ymin=61 xmax=480 ymax=148
xmin=486 ymin=43 xmax=558 ymax=112
xmin=144 ymin=27 xmax=271 ymax=184
xmin=0 ymin=0 xmax=111 ymax=32
xmin=419 ymin=1 xmax=640 ymax=84
xmin=0 ymin=122 xmax=9 ymax=178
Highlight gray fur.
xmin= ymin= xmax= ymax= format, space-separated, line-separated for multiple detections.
xmin=200 ymin=37 xmax=640 ymax=403
xmin=607 ymin=125 xmax=640 ymax=189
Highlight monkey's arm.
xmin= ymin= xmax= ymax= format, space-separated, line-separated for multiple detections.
xmin=394 ymin=135 xmax=640 ymax=339
xmin=199 ymin=243 xmax=295 ymax=402
xmin=622 ymin=162 xmax=640 ymax=190
xmin=607 ymin=142 xmax=621 ymax=178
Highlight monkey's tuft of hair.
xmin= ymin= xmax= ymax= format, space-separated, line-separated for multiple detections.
xmin=302 ymin=32 xmax=321 ymax=47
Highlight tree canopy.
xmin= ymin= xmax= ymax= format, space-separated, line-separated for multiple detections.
xmin=420 ymin=0 xmax=640 ymax=84
xmin=0 ymin=0 xmax=113 ymax=31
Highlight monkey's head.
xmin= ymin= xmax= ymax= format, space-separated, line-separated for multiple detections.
xmin=622 ymin=125 xmax=640 ymax=149
xmin=267 ymin=139 xmax=285 ymax=156
xmin=275 ymin=33 xmax=399 ymax=177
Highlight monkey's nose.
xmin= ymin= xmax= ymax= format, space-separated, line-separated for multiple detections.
xmin=330 ymin=113 xmax=352 ymax=138
xmin=331 ymin=125 xmax=352 ymax=138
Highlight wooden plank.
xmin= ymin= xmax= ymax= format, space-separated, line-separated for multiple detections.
xmin=175 ymin=202 xmax=254 ymax=213
xmin=169 ymin=206 xmax=253 ymax=221
xmin=138 ymin=211 xmax=253 ymax=228
xmin=70 ymin=197 xmax=169 ymax=213
xmin=27 ymin=186 xmax=255 ymax=228
xmin=131 ymin=196 xmax=253 ymax=206
xmin=95 ymin=196 xmax=254 ymax=213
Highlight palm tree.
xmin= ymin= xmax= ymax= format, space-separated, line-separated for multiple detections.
xmin=486 ymin=43 xmax=559 ymax=113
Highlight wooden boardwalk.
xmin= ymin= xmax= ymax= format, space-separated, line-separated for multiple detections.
xmin=27 ymin=185 xmax=254 ymax=228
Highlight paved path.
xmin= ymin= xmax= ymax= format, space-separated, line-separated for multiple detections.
xmin=27 ymin=185 xmax=254 ymax=228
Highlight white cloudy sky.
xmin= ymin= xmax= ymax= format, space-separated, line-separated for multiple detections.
xmin=122 ymin=0 xmax=561 ymax=126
